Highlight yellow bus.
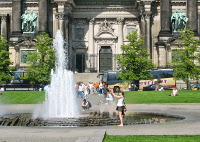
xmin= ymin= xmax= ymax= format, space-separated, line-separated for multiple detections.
xmin=139 ymin=69 xmax=176 ymax=91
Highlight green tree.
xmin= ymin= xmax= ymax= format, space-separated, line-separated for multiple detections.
xmin=115 ymin=30 xmax=155 ymax=82
xmin=0 ymin=35 xmax=13 ymax=84
xmin=171 ymin=29 xmax=200 ymax=90
xmin=26 ymin=32 xmax=55 ymax=85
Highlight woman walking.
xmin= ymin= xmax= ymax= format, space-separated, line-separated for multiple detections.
xmin=112 ymin=90 xmax=125 ymax=126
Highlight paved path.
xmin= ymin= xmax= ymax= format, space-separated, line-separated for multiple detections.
xmin=0 ymin=94 xmax=200 ymax=142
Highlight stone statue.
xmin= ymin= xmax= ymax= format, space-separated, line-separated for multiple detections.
xmin=21 ymin=10 xmax=38 ymax=33
xmin=171 ymin=9 xmax=179 ymax=32
xmin=21 ymin=10 xmax=29 ymax=32
xmin=171 ymin=9 xmax=188 ymax=32
xmin=29 ymin=10 xmax=37 ymax=32
xmin=179 ymin=9 xmax=188 ymax=30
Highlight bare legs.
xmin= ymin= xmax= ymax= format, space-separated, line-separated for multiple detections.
xmin=118 ymin=111 xmax=123 ymax=126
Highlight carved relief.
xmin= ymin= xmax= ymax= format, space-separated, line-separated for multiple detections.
xmin=73 ymin=43 xmax=87 ymax=49
xmin=95 ymin=18 xmax=117 ymax=40
xmin=96 ymin=39 xmax=115 ymax=44
xmin=117 ymin=18 xmax=124 ymax=24
xmin=89 ymin=18 xmax=95 ymax=25
xmin=99 ymin=19 xmax=114 ymax=32
xmin=1 ymin=15 xmax=7 ymax=22
xmin=55 ymin=13 xmax=68 ymax=20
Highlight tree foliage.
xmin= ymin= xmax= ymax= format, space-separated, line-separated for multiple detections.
xmin=171 ymin=29 xmax=200 ymax=89
xmin=26 ymin=32 xmax=55 ymax=84
xmin=115 ymin=30 xmax=155 ymax=81
xmin=0 ymin=34 xmax=13 ymax=83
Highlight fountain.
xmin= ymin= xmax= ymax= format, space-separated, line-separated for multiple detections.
xmin=0 ymin=30 xmax=185 ymax=127
xmin=33 ymin=30 xmax=79 ymax=119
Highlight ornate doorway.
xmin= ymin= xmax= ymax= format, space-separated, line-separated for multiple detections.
xmin=76 ymin=53 xmax=85 ymax=73
xmin=99 ymin=46 xmax=112 ymax=72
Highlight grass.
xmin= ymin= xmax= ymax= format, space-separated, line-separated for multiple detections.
xmin=0 ymin=90 xmax=200 ymax=104
xmin=103 ymin=135 xmax=200 ymax=142
xmin=124 ymin=90 xmax=200 ymax=104
xmin=0 ymin=91 xmax=45 ymax=104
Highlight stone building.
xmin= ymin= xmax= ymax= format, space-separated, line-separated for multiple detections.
xmin=0 ymin=0 xmax=199 ymax=73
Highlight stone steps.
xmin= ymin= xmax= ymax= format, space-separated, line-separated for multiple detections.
xmin=74 ymin=73 xmax=101 ymax=83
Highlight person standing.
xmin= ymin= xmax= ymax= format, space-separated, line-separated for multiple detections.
xmin=112 ymin=90 xmax=125 ymax=126
xmin=78 ymin=82 xmax=84 ymax=98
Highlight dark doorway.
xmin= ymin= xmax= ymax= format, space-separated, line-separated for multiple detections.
xmin=99 ymin=46 xmax=112 ymax=72
xmin=76 ymin=54 xmax=85 ymax=73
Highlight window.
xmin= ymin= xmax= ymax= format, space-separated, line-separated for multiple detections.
xmin=20 ymin=50 xmax=36 ymax=64
xmin=75 ymin=28 xmax=85 ymax=40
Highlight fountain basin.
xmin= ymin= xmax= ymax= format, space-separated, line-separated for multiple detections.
xmin=0 ymin=111 xmax=184 ymax=127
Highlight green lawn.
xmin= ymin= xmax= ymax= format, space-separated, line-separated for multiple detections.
xmin=104 ymin=135 xmax=200 ymax=142
xmin=0 ymin=90 xmax=200 ymax=104
xmin=124 ymin=90 xmax=200 ymax=104
xmin=0 ymin=91 xmax=45 ymax=104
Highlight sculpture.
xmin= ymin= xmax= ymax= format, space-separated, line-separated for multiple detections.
xmin=21 ymin=10 xmax=29 ymax=32
xmin=171 ymin=9 xmax=188 ymax=32
xmin=179 ymin=9 xmax=188 ymax=30
xmin=21 ymin=10 xmax=38 ymax=33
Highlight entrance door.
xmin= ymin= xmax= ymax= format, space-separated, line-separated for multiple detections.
xmin=99 ymin=46 xmax=112 ymax=72
xmin=76 ymin=54 xmax=85 ymax=73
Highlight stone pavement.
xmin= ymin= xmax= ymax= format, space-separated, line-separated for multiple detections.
xmin=0 ymin=94 xmax=200 ymax=142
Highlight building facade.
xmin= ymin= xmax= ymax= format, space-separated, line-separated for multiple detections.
xmin=0 ymin=0 xmax=199 ymax=73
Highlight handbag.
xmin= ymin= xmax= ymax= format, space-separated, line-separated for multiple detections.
xmin=122 ymin=105 xmax=127 ymax=112
xmin=122 ymin=100 xmax=127 ymax=112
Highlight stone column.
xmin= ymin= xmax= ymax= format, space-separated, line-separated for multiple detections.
xmin=55 ymin=13 xmax=64 ymax=35
xmin=1 ymin=15 xmax=7 ymax=39
xmin=187 ymin=0 xmax=198 ymax=34
xmin=39 ymin=0 xmax=48 ymax=33
xmin=11 ymin=0 xmax=21 ymax=36
xmin=159 ymin=0 xmax=171 ymax=35
xmin=117 ymin=18 xmax=124 ymax=54
xmin=158 ymin=46 xmax=167 ymax=67
xmin=89 ymin=18 xmax=94 ymax=55
xmin=15 ymin=45 xmax=20 ymax=69
xmin=145 ymin=12 xmax=151 ymax=56
xmin=140 ymin=15 xmax=146 ymax=49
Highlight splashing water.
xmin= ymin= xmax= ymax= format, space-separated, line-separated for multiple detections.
xmin=34 ymin=30 xmax=79 ymax=119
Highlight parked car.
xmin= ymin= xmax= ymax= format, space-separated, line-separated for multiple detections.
xmin=191 ymin=84 xmax=200 ymax=90
xmin=143 ymin=85 xmax=173 ymax=91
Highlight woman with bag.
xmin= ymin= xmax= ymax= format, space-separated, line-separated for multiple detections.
xmin=112 ymin=90 xmax=125 ymax=126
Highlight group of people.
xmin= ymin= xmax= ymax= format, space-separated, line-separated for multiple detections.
xmin=76 ymin=81 xmax=109 ymax=99
xmin=77 ymin=81 xmax=126 ymax=127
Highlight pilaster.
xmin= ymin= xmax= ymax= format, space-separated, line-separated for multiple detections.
xmin=144 ymin=12 xmax=151 ymax=56
xmin=11 ymin=0 xmax=22 ymax=36
xmin=55 ymin=12 xmax=68 ymax=36
xmin=88 ymin=18 xmax=94 ymax=55
xmin=159 ymin=0 xmax=171 ymax=36
xmin=158 ymin=46 xmax=167 ymax=68
xmin=15 ymin=45 xmax=20 ymax=70
xmin=39 ymin=0 xmax=48 ymax=33
xmin=117 ymin=18 xmax=124 ymax=54
xmin=187 ymin=0 xmax=198 ymax=35
xmin=1 ymin=15 xmax=8 ymax=39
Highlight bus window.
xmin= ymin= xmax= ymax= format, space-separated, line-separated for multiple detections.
xmin=107 ymin=72 xmax=121 ymax=81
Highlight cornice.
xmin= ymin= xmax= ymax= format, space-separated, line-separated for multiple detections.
xmin=75 ymin=1 xmax=135 ymax=5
